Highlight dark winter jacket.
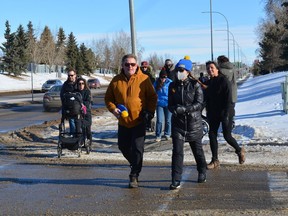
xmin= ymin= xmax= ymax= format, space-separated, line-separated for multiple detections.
xmin=206 ymin=73 xmax=234 ymax=120
xmin=168 ymin=78 xmax=203 ymax=141
xmin=219 ymin=62 xmax=237 ymax=103
xmin=60 ymin=80 xmax=78 ymax=102
xmin=78 ymin=88 xmax=92 ymax=125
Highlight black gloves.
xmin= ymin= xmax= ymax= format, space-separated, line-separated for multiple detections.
xmin=142 ymin=110 xmax=154 ymax=123
xmin=176 ymin=106 xmax=186 ymax=115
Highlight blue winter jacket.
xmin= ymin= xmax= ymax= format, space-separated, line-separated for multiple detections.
xmin=153 ymin=78 xmax=172 ymax=107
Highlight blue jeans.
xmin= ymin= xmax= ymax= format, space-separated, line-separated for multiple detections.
xmin=69 ymin=118 xmax=76 ymax=134
xmin=155 ymin=106 xmax=172 ymax=138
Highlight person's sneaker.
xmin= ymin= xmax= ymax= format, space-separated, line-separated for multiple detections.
xmin=129 ymin=176 xmax=138 ymax=188
xmin=169 ymin=181 xmax=180 ymax=190
xmin=198 ymin=173 xmax=206 ymax=183
xmin=237 ymin=147 xmax=245 ymax=164
xmin=206 ymin=159 xmax=220 ymax=170
xmin=165 ymin=135 xmax=171 ymax=141
xmin=155 ymin=137 xmax=161 ymax=142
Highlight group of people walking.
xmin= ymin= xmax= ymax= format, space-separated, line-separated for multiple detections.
xmin=104 ymin=53 xmax=245 ymax=190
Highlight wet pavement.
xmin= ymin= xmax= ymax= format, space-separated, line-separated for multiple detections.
xmin=0 ymin=157 xmax=287 ymax=215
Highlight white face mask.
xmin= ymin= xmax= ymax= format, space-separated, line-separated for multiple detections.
xmin=177 ymin=71 xmax=188 ymax=81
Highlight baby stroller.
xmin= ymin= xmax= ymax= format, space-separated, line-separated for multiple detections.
xmin=201 ymin=114 xmax=209 ymax=138
xmin=57 ymin=92 xmax=91 ymax=158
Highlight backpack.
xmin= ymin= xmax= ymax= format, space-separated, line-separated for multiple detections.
xmin=62 ymin=92 xmax=82 ymax=117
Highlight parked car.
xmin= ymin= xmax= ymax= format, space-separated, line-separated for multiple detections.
xmin=88 ymin=78 xmax=101 ymax=89
xmin=43 ymin=84 xmax=62 ymax=112
xmin=41 ymin=79 xmax=62 ymax=92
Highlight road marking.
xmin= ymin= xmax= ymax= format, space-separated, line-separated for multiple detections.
xmin=157 ymin=167 xmax=192 ymax=212
xmin=268 ymin=171 xmax=288 ymax=207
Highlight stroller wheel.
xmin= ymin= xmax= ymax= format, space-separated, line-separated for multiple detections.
xmin=202 ymin=119 xmax=209 ymax=137
xmin=77 ymin=141 xmax=81 ymax=157
xmin=77 ymin=149 xmax=81 ymax=157
xmin=86 ymin=139 xmax=92 ymax=154
xmin=57 ymin=141 xmax=62 ymax=158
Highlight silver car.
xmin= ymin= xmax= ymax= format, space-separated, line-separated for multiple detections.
xmin=43 ymin=84 xmax=62 ymax=111
xmin=41 ymin=79 xmax=62 ymax=92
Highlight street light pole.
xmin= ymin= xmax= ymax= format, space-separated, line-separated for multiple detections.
xmin=216 ymin=29 xmax=235 ymax=63
xmin=202 ymin=11 xmax=229 ymax=59
xmin=128 ymin=0 xmax=137 ymax=55
xmin=209 ymin=0 xmax=213 ymax=60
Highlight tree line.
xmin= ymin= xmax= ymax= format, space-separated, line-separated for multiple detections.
xmin=254 ymin=0 xmax=288 ymax=74
xmin=0 ymin=20 xmax=168 ymax=77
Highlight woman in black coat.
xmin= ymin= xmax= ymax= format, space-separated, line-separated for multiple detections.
xmin=205 ymin=61 xmax=245 ymax=169
xmin=168 ymin=59 xmax=207 ymax=190
xmin=77 ymin=77 xmax=92 ymax=147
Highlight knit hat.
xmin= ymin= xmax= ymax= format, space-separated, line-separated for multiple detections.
xmin=184 ymin=55 xmax=190 ymax=60
xmin=141 ymin=61 xmax=149 ymax=67
xmin=177 ymin=59 xmax=193 ymax=71
xmin=159 ymin=70 xmax=168 ymax=78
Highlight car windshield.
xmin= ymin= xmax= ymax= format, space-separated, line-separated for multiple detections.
xmin=47 ymin=80 xmax=57 ymax=84
xmin=88 ymin=79 xmax=95 ymax=83
xmin=50 ymin=85 xmax=62 ymax=92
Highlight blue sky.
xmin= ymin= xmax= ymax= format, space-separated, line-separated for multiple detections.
xmin=0 ymin=0 xmax=266 ymax=65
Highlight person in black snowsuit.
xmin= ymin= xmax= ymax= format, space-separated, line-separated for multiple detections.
xmin=168 ymin=58 xmax=207 ymax=190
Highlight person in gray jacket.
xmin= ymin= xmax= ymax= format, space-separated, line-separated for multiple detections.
xmin=217 ymin=55 xmax=237 ymax=127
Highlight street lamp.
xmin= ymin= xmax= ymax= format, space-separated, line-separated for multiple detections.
xmin=216 ymin=29 xmax=235 ymax=63
xmin=202 ymin=11 xmax=230 ymax=59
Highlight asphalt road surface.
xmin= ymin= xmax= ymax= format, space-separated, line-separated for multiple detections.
xmin=0 ymin=156 xmax=287 ymax=215
xmin=0 ymin=89 xmax=106 ymax=133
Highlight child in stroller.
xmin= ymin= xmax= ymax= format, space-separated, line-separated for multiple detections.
xmin=57 ymin=90 xmax=91 ymax=158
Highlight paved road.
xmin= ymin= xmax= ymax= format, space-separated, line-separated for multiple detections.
xmin=0 ymin=157 xmax=287 ymax=215
xmin=0 ymin=89 xmax=106 ymax=133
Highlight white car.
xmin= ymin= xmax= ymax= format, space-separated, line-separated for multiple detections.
xmin=41 ymin=79 xmax=62 ymax=92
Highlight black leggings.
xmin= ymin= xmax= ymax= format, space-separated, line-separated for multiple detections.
xmin=208 ymin=115 xmax=241 ymax=161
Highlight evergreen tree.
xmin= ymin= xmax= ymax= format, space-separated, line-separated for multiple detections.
xmin=14 ymin=24 xmax=29 ymax=75
xmin=79 ymin=43 xmax=93 ymax=75
xmin=66 ymin=32 xmax=78 ymax=71
xmin=0 ymin=20 xmax=16 ymax=75
xmin=258 ymin=23 xmax=285 ymax=72
xmin=86 ymin=48 xmax=97 ymax=72
xmin=39 ymin=26 xmax=56 ymax=72
xmin=26 ymin=21 xmax=36 ymax=63
xmin=279 ymin=3 xmax=288 ymax=68
xmin=55 ymin=27 xmax=66 ymax=72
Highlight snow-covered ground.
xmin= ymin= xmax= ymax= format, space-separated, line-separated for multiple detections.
xmin=0 ymin=71 xmax=111 ymax=93
xmin=1 ymin=71 xmax=288 ymax=166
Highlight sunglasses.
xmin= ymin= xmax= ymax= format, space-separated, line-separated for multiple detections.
xmin=124 ymin=63 xmax=136 ymax=67
xmin=178 ymin=68 xmax=185 ymax=72
xmin=78 ymin=82 xmax=85 ymax=85
xmin=68 ymin=74 xmax=75 ymax=77
xmin=160 ymin=76 xmax=167 ymax=79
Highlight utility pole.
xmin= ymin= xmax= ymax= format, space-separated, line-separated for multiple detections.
xmin=129 ymin=0 xmax=137 ymax=55
xmin=209 ymin=0 xmax=214 ymax=60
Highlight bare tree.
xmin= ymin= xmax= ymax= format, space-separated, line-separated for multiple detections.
xmin=91 ymin=37 xmax=110 ymax=71
xmin=110 ymin=31 xmax=131 ymax=73
xmin=38 ymin=26 xmax=56 ymax=72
